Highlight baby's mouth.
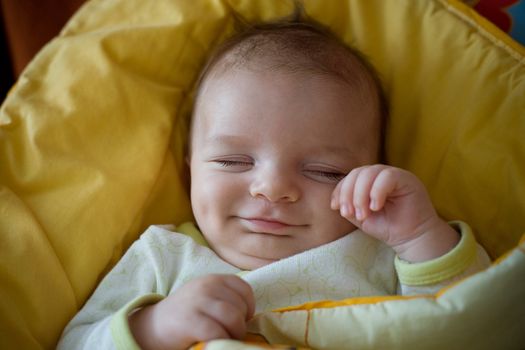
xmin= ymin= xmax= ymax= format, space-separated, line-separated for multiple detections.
xmin=238 ymin=217 xmax=303 ymax=235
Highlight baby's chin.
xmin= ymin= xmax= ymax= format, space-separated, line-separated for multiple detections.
xmin=218 ymin=236 xmax=348 ymax=270
xmin=225 ymin=252 xmax=281 ymax=271
xmin=212 ymin=242 xmax=341 ymax=271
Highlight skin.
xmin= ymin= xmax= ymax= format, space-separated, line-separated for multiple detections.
xmin=189 ymin=69 xmax=376 ymax=271
xmin=129 ymin=68 xmax=459 ymax=350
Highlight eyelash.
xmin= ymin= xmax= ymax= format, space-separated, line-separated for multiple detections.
xmin=307 ymin=170 xmax=345 ymax=181
xmin=213 ymin=160 xmax=345 ymax=181
xmin=215 ymin=160 xmax=252 ymax=167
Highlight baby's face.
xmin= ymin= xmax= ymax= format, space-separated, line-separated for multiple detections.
xmin=189 ymin=68 xmax=378 ymax=270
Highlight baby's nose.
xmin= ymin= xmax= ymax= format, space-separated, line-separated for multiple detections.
xmin=249 ymin=168 xmax=300 ymax=203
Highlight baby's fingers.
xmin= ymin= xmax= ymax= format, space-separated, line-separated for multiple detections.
xmin=200 ymin=299 xmax=248 ymax=340
xmin=369 ymin=168 xmax=400 ymax=212
xmin=195 ymin=275 xmax=254 ymax=341
xmin=335 ymin=167 xmax=360 ymax=218
xmin=352 ymin=165 xmax=385 ymax=220
xmin=192 ymin=315 xmax=231 ymax=342
xmin=221 ymin=275 xmax=255 ymax=321
xmin=331 ymin=178 xmax=344 ymax=210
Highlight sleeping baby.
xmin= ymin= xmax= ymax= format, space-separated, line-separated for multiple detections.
xmin=58 ymin=20 xmax=490 ymax=350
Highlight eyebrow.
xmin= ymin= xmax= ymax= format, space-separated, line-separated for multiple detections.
xmin=314 ymin=144 xmax=355 ymax=156
xmin=204 ymin=134 xmax=252 ymax=145
xmin=205 ymin=134 xmax=355 ymax=157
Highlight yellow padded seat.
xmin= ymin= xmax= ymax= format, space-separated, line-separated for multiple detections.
xmin=0 ymin=0 xmax=524 ymax=348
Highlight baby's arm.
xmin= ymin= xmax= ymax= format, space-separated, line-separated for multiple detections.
xmin=57 ymin=231 xmax=162 ymax=350
xmin=331 ymin=164 xmax=459 ymax=262
xmin=394 ymin=221 xmax=492 ymax=295
xmin=331 ymin=165 xmax=490 ymax=293
xmin=129 ymin=275 xmax=254 ymax=350
xmin=58 ymin=228 xmax=253 ymax=350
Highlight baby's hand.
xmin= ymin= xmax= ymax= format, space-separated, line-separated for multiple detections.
xmin=129 ymin=274 xmax=255 ymax=350
xmin=331 ymin=165 xmax=459 ymax=262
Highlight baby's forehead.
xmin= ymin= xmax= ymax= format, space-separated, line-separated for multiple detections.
xmin=195 ymin=62 xmax=380 ymax=133
xmin=190 ymin=65 xmax=382 ymax=163
xmin=190 ymin=23 xmax=386 ymax=159
xmin=194 ymin=67 xmax=379 ymax=133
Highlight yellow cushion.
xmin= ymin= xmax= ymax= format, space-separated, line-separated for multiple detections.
xmin=0 ymin=0 xmax=524 ymax=348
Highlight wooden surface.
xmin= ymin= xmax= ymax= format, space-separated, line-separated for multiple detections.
xmin=1 ymin=0 xmax=85 ymax=77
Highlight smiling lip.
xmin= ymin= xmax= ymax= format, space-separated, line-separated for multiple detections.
xmin=240 ymin=217 xmax=298 ymax=234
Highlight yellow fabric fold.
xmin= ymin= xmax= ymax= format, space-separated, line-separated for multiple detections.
xmin=1 ymin=0 xmax=524 ymax=348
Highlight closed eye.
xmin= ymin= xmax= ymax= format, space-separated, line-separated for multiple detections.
xmin=306 ymin=169 xmax=346 ymax=182
xmin=217 ymin=160 xmax=249 ymax=167
xmin=213 ymin=159 xmax=253 ymax=167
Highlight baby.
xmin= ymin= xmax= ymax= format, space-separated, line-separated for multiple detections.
xmin=58 ymin=21 xmax=490 ymax=350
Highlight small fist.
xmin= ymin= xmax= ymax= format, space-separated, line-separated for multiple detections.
xmin=331 ymin=164 xmax=439 ymax=248
xmin=129 ymin=274 xmax=255 ymax=350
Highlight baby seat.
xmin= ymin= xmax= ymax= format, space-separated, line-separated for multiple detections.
xmin=1 ymin=0 xmax=524 ymax=349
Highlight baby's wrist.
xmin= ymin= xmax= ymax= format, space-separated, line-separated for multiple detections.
xmin=393 ymin=218 xmax=460 ymax=263
xmin=129 ymin=304 xmax=165 ymax=350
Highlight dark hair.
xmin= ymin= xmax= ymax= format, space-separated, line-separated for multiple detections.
xmin=192 ymin=19 xmax=388 ymax=161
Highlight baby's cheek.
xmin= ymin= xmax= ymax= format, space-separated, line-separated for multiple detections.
xmin=325 ymin=200 xmax=357 ymax=237
xmin=192 ymin=175 xmax=234 ymax=220
xmin=190 ymin=177 xmax=213 ymax=222
xmin=306 ymin=187 xmax=355 ymax=240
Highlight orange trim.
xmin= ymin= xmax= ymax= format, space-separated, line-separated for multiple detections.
xmin=193 ymin=333 xmax=311 ymax=349
xmin=191 ymin=343 xmax=206 ymax=350
xmin=304 ymin=310 xmax=311 ymax=348
xmin=493 ymin=249 xmax=514 ymax=265
xmin=491 ymin=233 xmax=525 ymax=265
xmin=274 ymin=234 xmax=525 ymax=313
xmin=244 ymin=333 xmax=311 ymax=349
xmin=434 ymin=273 xmax=474 ymax=297
xmin=193 ymin=239 xmax=524 ymax=349
xmin=244 ymin=333 xmax=270 ymax=343
xmin=273 ymin=294 xmax=433 ymax=313
xmin=441 ymin=0 xmax=525 ymax=59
